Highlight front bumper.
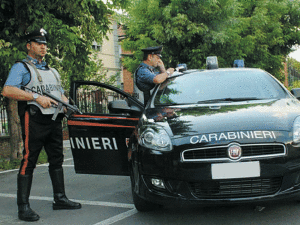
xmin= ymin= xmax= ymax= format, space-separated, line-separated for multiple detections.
xmin=134 ymin=142 xmax=300 ymax=206
xmin=136 ymin=172 xmax=300 ymax=206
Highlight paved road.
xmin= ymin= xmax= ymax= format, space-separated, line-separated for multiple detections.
xmin=1 ymin=141 xmax=300 ymax=225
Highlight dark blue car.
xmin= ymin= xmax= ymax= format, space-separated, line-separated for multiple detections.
xmin=68 ymin=63 xmax=300 ymax=211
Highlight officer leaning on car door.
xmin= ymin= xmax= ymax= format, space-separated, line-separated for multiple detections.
xmin=1 ymin=28 xmax=81 ymax=222
xmin=134 ymin=46 xmax=175 ymax=105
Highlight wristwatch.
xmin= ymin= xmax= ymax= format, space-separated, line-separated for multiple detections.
xmin=32 ymin=93 xmax=39 ymax=101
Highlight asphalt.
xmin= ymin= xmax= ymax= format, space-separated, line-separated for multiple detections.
xmin=63 ymin=139 xmax=71 ymax=149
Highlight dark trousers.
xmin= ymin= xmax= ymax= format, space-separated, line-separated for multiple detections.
xmin=19 ymin=110 xmax=64 ymax=175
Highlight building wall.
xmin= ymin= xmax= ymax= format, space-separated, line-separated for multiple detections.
xmin=123 ymin=68 xmax=134 ymax=94
xmin=93 ymin=21 xmax=134 ymax=94
xmin=118 ymin=25 xmax=134 ymax=94
xmin=94 ymin=20 xmax=122 ymax=87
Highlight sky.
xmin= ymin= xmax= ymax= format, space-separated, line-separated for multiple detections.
xmin=289 ymin=46 xmax=300 ymax=61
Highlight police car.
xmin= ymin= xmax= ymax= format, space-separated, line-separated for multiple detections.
xmin=68 ymin=57 xmax=300 ymax=211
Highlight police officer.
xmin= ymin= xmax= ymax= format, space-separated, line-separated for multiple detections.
xmin=134 ymin=46 xmax=174 ymax=105
xmin=1 ymin=28 xmax=81 ymax=222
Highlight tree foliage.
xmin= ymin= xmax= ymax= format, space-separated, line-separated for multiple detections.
xmin=287 ymin=56 xmax=300 ymax=89
xmin=122 ymin=0 xmax=300 ymax=80
xmin=0 ymin=0 xmax=129 ymax=91
xmin=288 ymin=56 xmax=300 ymax=72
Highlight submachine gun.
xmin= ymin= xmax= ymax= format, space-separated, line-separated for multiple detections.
xmin=23 ymin=86 xmax=82 ymax=120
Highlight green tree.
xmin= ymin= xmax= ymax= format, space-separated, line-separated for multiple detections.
xmin=122 ymin=0 xmax=300 ymax=80
xmin=0 ymin=0 xmax=128 ymax=159
xmin=288 ymin=57 xmax=300 ymax=72
xmin=287 ymin=57 xmax=300 ymax=90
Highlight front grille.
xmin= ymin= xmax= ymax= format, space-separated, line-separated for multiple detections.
xmin=189 ymin=177 xmax=282 ymax=199
xmin=182 ymin=143 xmax=286 ymax=162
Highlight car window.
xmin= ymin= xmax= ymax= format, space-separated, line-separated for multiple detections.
xmin=154 ymin=69 xmax=288 ymax=105
xmin=76 ymin=85 xmax=125 ymax=114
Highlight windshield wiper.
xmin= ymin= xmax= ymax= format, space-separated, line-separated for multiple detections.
xmin=197 ymin=97 xmax=263 ymax=104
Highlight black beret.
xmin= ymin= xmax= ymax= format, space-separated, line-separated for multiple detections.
xmin=141 ymin=45 xmax=163 ymax=57
xmin=25 ymin=28 xmax=48 ymax=44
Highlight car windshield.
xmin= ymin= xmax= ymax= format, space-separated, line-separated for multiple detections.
xmin=154 ymin=69 xmax=288 ymax=106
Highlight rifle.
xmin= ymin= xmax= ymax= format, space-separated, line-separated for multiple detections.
xmin=22 ymin=86 xmax=82 ymax=120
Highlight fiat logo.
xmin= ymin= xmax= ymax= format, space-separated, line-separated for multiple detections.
xmin=228 ymin=144 xmax=242 ymax=160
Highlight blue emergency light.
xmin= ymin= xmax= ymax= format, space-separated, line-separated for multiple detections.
xmin=233 ymin=59 xmax=244 ymax=68
xmin=176 ymin=64 xmax=187 ymax=72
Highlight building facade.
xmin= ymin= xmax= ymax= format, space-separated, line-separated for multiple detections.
xmin=92 ymin=19 xmax=123 ymax=88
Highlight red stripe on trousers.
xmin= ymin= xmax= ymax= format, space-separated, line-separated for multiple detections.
xmin=20 ymin=111 xmax=30 ymax=175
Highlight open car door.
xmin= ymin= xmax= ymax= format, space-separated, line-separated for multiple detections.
xmin=68 ymin=81 xmax=143 ymax=175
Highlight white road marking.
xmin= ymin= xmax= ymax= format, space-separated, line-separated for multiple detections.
xmin=37 ymin=164 xmax=74 ymax=167
xmin=0 ymin=151 xmax=138 ymax=224
xmin=64 ymin=158 xmax=74 ymax=161
xmin=93 ymin=209 xmax=138 ymax=225
xmin=0 ymin=168 xmax=19 ymax=174
xmin=0 ymin=193 xmax=136 ymax=224
xmin=0 ymin=193 xmax=134 ymax=209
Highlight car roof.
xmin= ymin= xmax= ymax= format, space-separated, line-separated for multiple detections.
xmin=172 ymin=67 xmax=266 ymax=78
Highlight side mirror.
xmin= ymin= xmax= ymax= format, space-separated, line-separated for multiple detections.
xmin=291 ymin=88 xmax=300 ymax=100
xmin=108 ymin=100 xmax=142 ymax=116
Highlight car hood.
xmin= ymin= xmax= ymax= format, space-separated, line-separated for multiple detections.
xmin=145 ymin=99 xmax=300 ymax=137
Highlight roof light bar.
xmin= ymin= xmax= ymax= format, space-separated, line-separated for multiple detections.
xmin=233 ymin=59 xmax=244 ymax=68
xmin=206 ymin=56 xmax=218 ymax=69
xmin=176 ymin=63 xmax=187 ymax=72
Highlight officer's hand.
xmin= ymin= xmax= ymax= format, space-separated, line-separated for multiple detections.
xmin=157 ymin=59 xmax=165 ymax=70
xmin=36 ymin=96 xmax=58 ymax=108
xmin=167 ymin=68 xmax=175 ymax=76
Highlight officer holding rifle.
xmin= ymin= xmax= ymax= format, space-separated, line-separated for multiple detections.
xmin=1 ymin=28 xmax=81 ymax=222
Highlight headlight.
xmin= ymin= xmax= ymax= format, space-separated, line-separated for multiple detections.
xmin=293 ymin=116 xmax=300 ymax=143
xmin=138 ymin=126 xmax=172 ymax=151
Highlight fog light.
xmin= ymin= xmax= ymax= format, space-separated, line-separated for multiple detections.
xmin=151 ymin=178 xmax=165 ymax=189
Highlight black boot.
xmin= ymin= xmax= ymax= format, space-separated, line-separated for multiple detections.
xmin=17 ymin=174 xmax=40 ymax=221
xmin=49 ymin=168 xmax=81 ymax=210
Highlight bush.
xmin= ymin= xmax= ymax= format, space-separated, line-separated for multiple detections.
xmin=0 ymin=149 xmax=48 ymax=171
xmin=288 ymin=80 xmax=300 ymax=91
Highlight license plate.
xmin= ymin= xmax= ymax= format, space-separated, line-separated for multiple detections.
xmin=211 ymin=161 xmax=260 ymax=180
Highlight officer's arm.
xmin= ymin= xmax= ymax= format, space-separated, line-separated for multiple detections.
xmin=153 ymin=68 xmax=175 ymax=84
xmin=153 ymin=59 xmax=174 ymax=84
xmin=2 ymin=86 xmax=57 ymax=108
xmin=61 ymin=94 xmax=69 ymax=113
xmin=61 ymin=94 xmax=69 ymax=103
xmin=2 ymin=86 xmax=35 ymax=101
xmin=153 ymin=73 xmax=169 ymax=84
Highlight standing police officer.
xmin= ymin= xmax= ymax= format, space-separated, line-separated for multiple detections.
xmin=1 ymin=28 xmax=81 ymax=222
xmin=134 ymin=46 xmax=174 ymax=105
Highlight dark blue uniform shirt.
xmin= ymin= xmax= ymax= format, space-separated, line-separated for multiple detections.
xmin=136 ymin=62 xmax=159 ymax=92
